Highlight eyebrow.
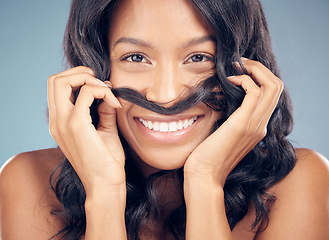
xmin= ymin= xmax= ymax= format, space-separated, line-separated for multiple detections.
xmin=112 ymin=35 xmax=216 ymax=50
xmin=112 ymin=37 xmax=155 ymax=49
xmin=181 ymin=35 xmax=216 ymax=48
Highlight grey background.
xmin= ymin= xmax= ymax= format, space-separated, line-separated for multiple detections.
xmin=1 ymin=0 xmax=328 ymax=167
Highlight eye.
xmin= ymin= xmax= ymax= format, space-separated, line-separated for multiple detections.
xmin=121 ymin=53 xmax=150 ymax=63
xmin=185 ymin=53 xmax=214 ymax=64
xmin=191 ymin=54 xmax=206 ymax=62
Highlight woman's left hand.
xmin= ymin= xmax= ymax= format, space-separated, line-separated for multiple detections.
xmin=184 ymin=58 xmax=284 ymax=187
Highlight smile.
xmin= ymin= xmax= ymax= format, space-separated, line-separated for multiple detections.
xmin=138 ymin=117 xmax=198 ymax=133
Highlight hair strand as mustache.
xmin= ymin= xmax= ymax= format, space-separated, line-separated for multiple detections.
xmin=111 ymin=76 xmax=224 ymax=115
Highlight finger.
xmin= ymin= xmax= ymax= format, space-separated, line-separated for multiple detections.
xmin=48 ymin=73 xmax=67 ymax=150
xmin=53 ymin=83 xmax=120 ymax=161
xmin=48 ymin=67 xmax=97 ymax=128
xmin=233 ymin=59 xmax=283 ymax=127
xmin=227 ymin=75 xmax=262 ymax=121
xmin=73 ymin=85 xmax=121 ymax=121
xmin=54 ymin=72 xmax=107 ymax=102
xmin=48 ymin=68 xmax=97 ymax=156
xmin=97 ymin=101 xmax=118 ymax=135
xmin=234 ymin=58 xmax=276 ymax=87
xmin=239 ymin=60 xmax=284 ymax=129
xmin=50 ymin=66 xmax=95 ymax=79
xmin=234 ymin=59 xmax=282 ymax=100
xmin=52 ymin=73 xmax=113 ymax=122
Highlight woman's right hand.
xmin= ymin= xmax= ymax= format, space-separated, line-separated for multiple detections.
xmin=48 ymin=66 xmax=125 ymax=194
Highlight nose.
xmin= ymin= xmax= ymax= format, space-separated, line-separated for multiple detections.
xmin=145 ymin=62 xmax=186 ymax=105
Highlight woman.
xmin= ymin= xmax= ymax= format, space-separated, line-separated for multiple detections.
xmin=1 ymin=0 xmax=328 ymax=239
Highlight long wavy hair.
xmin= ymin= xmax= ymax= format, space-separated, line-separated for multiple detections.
xmin=49 ymin=0 xmax=296 ymax=239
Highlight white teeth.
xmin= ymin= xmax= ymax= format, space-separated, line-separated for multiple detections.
xmin=183 ymin=119 xmax=189 ymax=129
xmin=168 ymin=122 xmax=177 ymax=132
xmin=139 ymin=117 xmax=197 ymax=133
xmin=177 ymin=120 xmax=183 ymax=130
xmin=159 ymin=122 xmax=169 ymax=132
xmin=141 ymin=119 xmax=147 ymax=127
xmin=153 ymin=121 xmax=160 ymax=131
xmin=147 ymin=121 xmax=153 ymax=129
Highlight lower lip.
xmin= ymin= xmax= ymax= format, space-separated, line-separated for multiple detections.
xmin=133 ymin=117 xmax=201 ymax=144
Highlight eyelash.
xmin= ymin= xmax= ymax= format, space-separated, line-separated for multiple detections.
xmin=120 ymin=53 xmax=214 ymax=64
xmin=184 ymin=53 xmax=214 ymax=64
xmin=120 ymin=53 xmax=150 ymax=63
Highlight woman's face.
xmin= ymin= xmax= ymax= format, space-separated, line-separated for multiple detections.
xmin=108 ymin=0 xmax=221 ymax=176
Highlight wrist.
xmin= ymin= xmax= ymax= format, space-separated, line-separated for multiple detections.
xmin=184 ymin=177 xmax=229 ymax=240
xmin=85 ymin=183 xmax=126 ymax=206
xmin=184 ymin=173 xmax=224 ymax=201
xmin=184 ymin=167 xmax=226 ymax=190
xmin=84 ymin=184 xmax=127 ymax=240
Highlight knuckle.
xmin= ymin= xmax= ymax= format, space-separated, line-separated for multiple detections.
xmin=250 ymin=87 xmax=262 ymax=98
xmin=48 ymin=74 xmax=57 ymax=88
xmin=267 ymin=79 xmax=277 ymax=89
xmin=271 ymin=77 xmax=284 ymax=93
xmin=76 ymin=66 xmax=87 ymax=70
xmin=80 ymin=84 xmax=97 ymax=96
xmin=239 ymin=74 xmax=250 ymax=86
xmin=79 ymin=72 xmax=92 ymax=79
xmin=245 ymin=60 xmax=261 ymax=70
xmin=277 ymin=78 xmax=284 ymax=91
xmin=48 ymin=73 xmax=58 ymax=82
xmin=76 ymin=65 xmax=93 ymax=73
xmin=240 ymin=74 xmax=250 ymax=81
xmin=79 ymin=85 xmax=90 ymax=95
xmin=51 ymin=75 xmax=66 ymax=88
xmin=254 ymin=61 xmax=264 ymax=68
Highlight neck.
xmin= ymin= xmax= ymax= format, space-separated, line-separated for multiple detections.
xmin=125 ymin=151 xmax=185 ymax=239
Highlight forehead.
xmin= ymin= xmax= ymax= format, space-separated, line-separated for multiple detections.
xmin=108 ymin=0 xmax=212 ymax=46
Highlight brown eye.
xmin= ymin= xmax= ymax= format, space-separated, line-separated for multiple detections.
xmin=121 ymin=53 xmax=149 ymax=63
xmin=191 ymin=54 xmax=205 ymax=62
xmin=185 ymin=53 xmax=214 ymax=64
xmin=130 ymin=54 xmax=144 ymax=62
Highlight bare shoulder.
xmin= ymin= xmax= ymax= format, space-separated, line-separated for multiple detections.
xmin=293 ymin=148 xmax=329 ymax=176
xmin=0 ymin=148 xmax=64 ymax=193
xmin=0 ymin=148 xmax=65 ymax=239
xmin=255 ymin=148 xmax=329 ymax=240
xmin=273 ymin=148 xmax=329 ymax=197
xmin=1 ymin=148 xmax=64 ymax=177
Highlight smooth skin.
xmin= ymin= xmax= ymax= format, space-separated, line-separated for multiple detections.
xmin=1 ymin=0 xmax=329 ymax=239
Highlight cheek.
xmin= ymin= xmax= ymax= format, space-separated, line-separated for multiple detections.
xmin=116 ymin=106 xmax=131 ymax=138
xmin=110 ymin=65 xmax=150 ymax=90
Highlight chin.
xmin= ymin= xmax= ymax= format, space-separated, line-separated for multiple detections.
xmin=129 ymin=146 xmax=191 ymax=176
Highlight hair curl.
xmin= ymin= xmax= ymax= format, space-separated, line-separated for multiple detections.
xmin=50 ymin=0 xmax=296 ymax=239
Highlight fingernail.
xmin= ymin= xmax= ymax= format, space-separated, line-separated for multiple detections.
xmin=227 ymin=76 xmax=237 ymax=80
xmin=116 ymin=99 xmax=122 ymax=109
xmin=227 ymin=76 xmax=239 ymax=84
xmin=96 ymin=79 xmax=107 ymax=87
xmin=103 ymin=81 xmax=113 ymax=88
